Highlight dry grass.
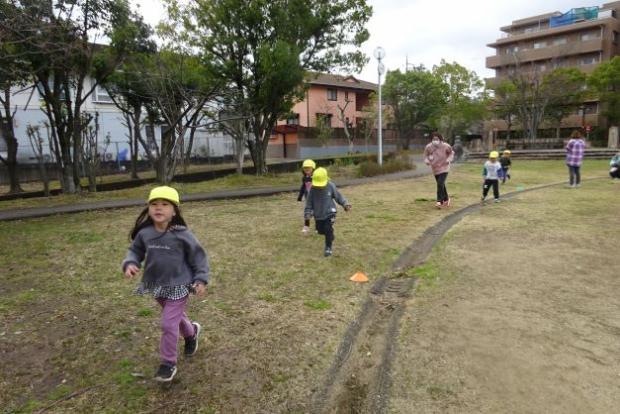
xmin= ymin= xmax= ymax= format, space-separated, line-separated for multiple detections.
xmin=390 ymin=177 xmax=620 ymax=413
xmin=0 ymin=160 xmax=612 ymax=413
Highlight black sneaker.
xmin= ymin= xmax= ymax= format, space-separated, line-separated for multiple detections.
xmin=184 ymin=322 xmax=201 ymax=356
xmin=154 ymin=364 xmax=177 ymax=382
xmin=324 ymin=248 xmax=332 ymax=257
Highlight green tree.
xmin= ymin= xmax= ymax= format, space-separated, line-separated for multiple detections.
xmin=138 ymin=50 xmax=219 ymax=184
xmin=382 ymin=66 xmax=445 ymax=150
xmin=490 ymin=80 xmax=519 ymax=146
xmin=432 ymin=60 xmax=487 ymax=142
xmin=164 ymin=0 xmax=372 ymax=174
xmin=543 ymin=68 xmax=586 ymax=138
xmin=588 ymin=56 xmax=620 ymax=126
xmin=0 ymin=15 xmax=30 ymax=194
xmin=1 ymin=0 xmax=148 ymax=193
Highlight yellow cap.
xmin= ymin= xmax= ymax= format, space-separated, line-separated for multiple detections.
xmin=148 ymin=186 xmax=180 ymax=206
xmin=312 ymin=167 xmax=329 ymax=187
xmin=503 ymin=150 xmax=511 ymax=155
xmin=489 ymin=151 xmax=499 ymax=159
xmin=302 ymin=159 xmax=316 ymax=169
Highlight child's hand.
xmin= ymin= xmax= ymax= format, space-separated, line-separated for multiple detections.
xmin=344 ymin=204 xmax=352 ymax=212
xmin=124 ymin=264 xmax=140 ymax=278
xmin=192 ymin=282 xmax=207 ymax=296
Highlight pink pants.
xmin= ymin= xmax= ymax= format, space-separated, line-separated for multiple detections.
xmin=156 ymin=296 xmax=195 ymax=365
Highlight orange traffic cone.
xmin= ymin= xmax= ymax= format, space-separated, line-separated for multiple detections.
xmin=350 ymin=271 xmax=369 ymax=283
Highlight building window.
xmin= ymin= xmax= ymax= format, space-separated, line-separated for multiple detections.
xmin=286 ymin=113 xmax=299 ymax=125
xmin=533 ymin=41 xmax=546 ymax=49
xmin=92 ymin=84 xmax=113 ymax=103
xmin=327 ymin=88 xmax=337 ymax=101
xmin=344 ymin=91 xmax=349 ymax=101
xmin=553 ymin=37 xmax=567 ymax=46
xmin=504 ymin=45 xmax=520 ymax=55
xmin=316 ymin=113 xmax=333 ymax=127
xmin=580 ymin=55 xmax=599 ymax=65
xmin=580 ymin=32 xmax=599 ymax=41
xmin=613 ymin=31 xmax=618 ymax=44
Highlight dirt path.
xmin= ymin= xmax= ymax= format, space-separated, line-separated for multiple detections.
xmin=311 ymin=179 xmax=620 ymax=413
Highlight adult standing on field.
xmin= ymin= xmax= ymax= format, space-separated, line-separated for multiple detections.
xmin=424 ymin=132 xmax=454 ymax=208
xmin=565 ymin=129 xmax=586 ymax=188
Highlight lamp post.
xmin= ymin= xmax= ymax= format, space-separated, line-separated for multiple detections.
xmin=374 ymin=46 xmax=385 ymax=166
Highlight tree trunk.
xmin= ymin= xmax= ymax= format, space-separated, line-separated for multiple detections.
xmin=0 ymin=93 xmax=23 ymax=194
xmin=38 ymin=161 xmax=50 ymax=197
xmin=234 ymin=136 xmax=245 ymax=174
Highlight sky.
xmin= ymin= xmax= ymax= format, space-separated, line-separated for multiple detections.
xmin=131 ymin=0 xmax=595 ymax=83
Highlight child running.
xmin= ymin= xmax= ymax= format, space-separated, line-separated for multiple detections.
xmin=610 ymin=152 xmax=620 ymax=179
xmin=304 ymin=167 xmax=351 ymax=257
xmin=481 ymin=151 xmax=502 ymax=203
xmin=499 ymin=149 xmax=512 ymax=184
xmin=297 ymin=159 xmax=316 ymax=234
xmin=122 ymin=186 xmax=209 ymax=383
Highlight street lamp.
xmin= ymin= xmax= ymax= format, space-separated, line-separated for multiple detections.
xmin=374 ymin=46 xmax=385 ymax=166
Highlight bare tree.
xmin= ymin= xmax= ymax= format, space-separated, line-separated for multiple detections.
xmin=26 ymin=124 xmax=50 ymax=196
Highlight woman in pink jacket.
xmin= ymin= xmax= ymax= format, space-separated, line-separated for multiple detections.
xmin=423 ymin=132 xmax=454 ymax=208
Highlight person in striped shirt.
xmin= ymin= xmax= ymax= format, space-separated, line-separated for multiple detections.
xmin=565 ymin=129 xmax=586 ymax=188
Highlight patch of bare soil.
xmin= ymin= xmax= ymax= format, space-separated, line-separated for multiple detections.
xmin=311 ymin=199 xmax=479 ymax=413
xmin=390 ymin=184 xmax=620 ymax=413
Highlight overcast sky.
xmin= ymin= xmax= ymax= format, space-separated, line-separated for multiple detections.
xmin=132 ymin=0 xmax=595 ymax=82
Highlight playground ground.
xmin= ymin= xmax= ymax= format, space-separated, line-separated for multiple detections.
xmin=0 ymin=160 xmax=618 ymax=413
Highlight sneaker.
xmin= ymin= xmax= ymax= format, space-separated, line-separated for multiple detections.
xmin=154 ymin=364 xmax=177 ymax=382
xmin=302 ymin=226 xmax=310 ymax=234
xmin=494 ymin=198 xmax=501 ymax=203
xmin=324 ymin=248 xmax=332 ymax=257
xmin=184 ymin=322 xmax=201 ymax=356
xmin=435 ymin=201 xmax=442 ymax=209
xmin=445 ymin=198 xmax=451 ymax=207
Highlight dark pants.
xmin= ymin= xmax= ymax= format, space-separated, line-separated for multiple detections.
xmin=434 ymin=172 xmax=449 ymax=203
xmin=315 ymin=216 xmax=335 ymax=249
xmin=501 ymin=167 xmax=510 ymax=183
xmin=482 ymin=179 xmax=499 ymax=200
xmin=610 ymin=166 xmax=620 ymax=179
xmin=568 ymin=165 xmax=581 ymax=185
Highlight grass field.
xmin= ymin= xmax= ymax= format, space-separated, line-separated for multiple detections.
xmin=0 ymin=160 xmax=612 ymax=413
xmin=390 ymin=176 xmax=619 ymax=413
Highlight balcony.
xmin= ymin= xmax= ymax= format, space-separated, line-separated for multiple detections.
xmin=487 ymin=38 xmax=604 ymax=68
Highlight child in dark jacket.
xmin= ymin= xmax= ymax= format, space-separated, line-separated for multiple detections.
xmin=304 ymin=167 xmax=351 ymax=257
xmin=297 ymin=159 xmax=316 ymax=234
xmin=499 ymin=150 xmax=512 ymax=184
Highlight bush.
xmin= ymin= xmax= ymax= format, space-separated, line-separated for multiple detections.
xmin=357 ymin=155 xmax=414 ymax=177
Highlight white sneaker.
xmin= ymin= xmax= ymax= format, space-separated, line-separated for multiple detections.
xmin=302 ymin=226 xmax=310 ymax=234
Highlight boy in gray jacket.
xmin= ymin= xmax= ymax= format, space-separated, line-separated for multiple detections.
xmin=304 ymin=167 xmax=351 ymax=257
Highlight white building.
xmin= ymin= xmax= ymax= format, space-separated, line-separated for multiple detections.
xmin=0 ymin=79 xmax=237 ymax=164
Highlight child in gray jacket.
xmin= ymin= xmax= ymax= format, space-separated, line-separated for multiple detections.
xmin=122 ymin=186 xmax=209 ymax=383
xmin=304 ymin=167 xmax=351 ymax=257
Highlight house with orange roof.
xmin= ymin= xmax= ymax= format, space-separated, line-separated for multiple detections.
xmin=267 ymin=73 xmax=397 ymax=159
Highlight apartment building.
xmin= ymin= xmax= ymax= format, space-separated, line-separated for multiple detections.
xmin=486 ymin=2 xmax=620 ymax=141
xmin=268 ymin=73 xmax=397 ymax=159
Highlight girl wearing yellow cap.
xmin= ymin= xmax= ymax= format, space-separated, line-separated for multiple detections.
xmin=304 ymin=167 xmax=351 ymax=257
xmin=297 ymin=159 xmax=316 ymax=234
xmin=121 ymin=186 xmax=209 ymax=383
xmin=482 ymin=151 xmax=502 ymax=203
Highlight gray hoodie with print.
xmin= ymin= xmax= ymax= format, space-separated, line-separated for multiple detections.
xmin=121 ymin=225 xmax=209 ymax=289
xmin=304 ymin=181 xmax=349 ymax=221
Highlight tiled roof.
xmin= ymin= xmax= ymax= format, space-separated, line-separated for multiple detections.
xmin=306 ymin=72 xmax=377 ymax=92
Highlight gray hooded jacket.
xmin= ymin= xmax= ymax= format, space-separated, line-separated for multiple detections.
xmin=122 ymin=225 xmax=209 ymax=289
xmin=304 ymin=181 xmax=349 ymax=220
